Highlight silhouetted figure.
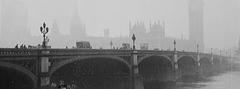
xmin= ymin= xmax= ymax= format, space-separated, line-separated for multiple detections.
xmin=20 ymin=44 xmax=24 ymax=49
xmin=23 ymin=45 xmax=27 ymax=49
xmin=37 ymin=44 xmax=41 ymax=48
xmin=58 ymin=81 xmax=67 ymax=89
xmin=15 ymin=44 xmax=19 ymax=49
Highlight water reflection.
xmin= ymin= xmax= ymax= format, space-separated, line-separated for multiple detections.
xmin=176 ymin=71 xmax=240 ymax=89
xmin=51 ymin=71 xmax=240 ymax=89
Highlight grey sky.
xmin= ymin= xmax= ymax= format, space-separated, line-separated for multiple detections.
xmin=1 ymin=0 xmax=240 ymax=49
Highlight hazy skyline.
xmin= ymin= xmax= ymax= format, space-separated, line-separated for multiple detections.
xmin=0 ymin=0 xmax=240 ymax=49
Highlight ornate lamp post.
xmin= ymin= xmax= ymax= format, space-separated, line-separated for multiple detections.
xmin=211 ymin=48 xmax=213 ymax=64
xmin=211 ymin=48 xmax=213 ymax=55
xmin=110 ymin=41 xmax=113 ymax=49
xmin=40 ymin=22 xmax=49 ymax=48
xmin=220 ymin=49 xmax=222 ymax=56
xmin=132 ymin=34 xmax=136 ymax=50
xmin=173 ymin=40 xmax=178 ymax=70
xmin=229 ymin=49 xmax=232 ymax=59
xmin=196 ymin=44 xmax=200 ymax=67
xmin=173 ymin=40 xmax=176 ymax=51
xmin=197 ymin=44 xmax=199 ymax=53
xmin=225 ymin=49 xmax=228 ymax=56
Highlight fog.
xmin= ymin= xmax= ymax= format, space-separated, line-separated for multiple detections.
xmin=0 ymin=0 xmax=239 ymax=50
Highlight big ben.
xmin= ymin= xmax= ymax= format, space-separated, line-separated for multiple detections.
xmin=189 ymin=0 xmax=204 ymax=52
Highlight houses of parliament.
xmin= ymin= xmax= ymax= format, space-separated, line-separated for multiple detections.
xmin=0 ymin=0 xmax=204 ymax=52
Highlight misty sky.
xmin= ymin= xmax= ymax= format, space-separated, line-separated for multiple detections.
xmin=0 ymin=0 xmax=240 ymax=49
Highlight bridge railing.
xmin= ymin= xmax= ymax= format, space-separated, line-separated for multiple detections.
xmin=46 ymin=49 xmax=183 ymax=56
xmin=0 ymin=48 xmax=174 ymax=56
xmin=0 ymin=48 xmax=39 ymax=57
xmin=0 ymin=48 xmax=135 ymax=57
xmin=0 ymin=48 xmax=224 ymax=58
xmin=46 ymin=49 xmax=134 ymax=56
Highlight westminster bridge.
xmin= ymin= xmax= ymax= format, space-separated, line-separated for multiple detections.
xmin=0 ymin=48 xmax=232 ymax=89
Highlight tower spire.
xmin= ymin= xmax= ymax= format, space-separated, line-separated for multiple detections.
xmin=70 ymin=0 xmax=86 ymax=39
xmin=189 ymin=0 xmax=204 ymax=52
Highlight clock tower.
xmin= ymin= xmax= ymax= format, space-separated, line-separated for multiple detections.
xmin=189 ymin=0 xmax=204 ymax=52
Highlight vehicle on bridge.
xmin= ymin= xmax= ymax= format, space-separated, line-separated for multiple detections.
xmin=140 ymin=43 xmax=149 ymax=50
xmin=120 ymin=43 xmax=131 ymax=50
xmin=76 ymin=41 xmax=92 ymax=49
xmin=28 ymin=44 xmax=51 ymax=49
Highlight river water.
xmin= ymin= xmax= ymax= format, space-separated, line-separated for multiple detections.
xmin=176 ymin=71 xmax=240 ymax=89
xmin=52 ymin=60 xmax=240 ymax=89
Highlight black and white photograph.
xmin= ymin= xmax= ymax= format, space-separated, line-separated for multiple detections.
xmin=0 ymin=0 xmax=240 ymax=89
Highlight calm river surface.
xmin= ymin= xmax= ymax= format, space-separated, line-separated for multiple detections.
xmin=176 ymin=71 xmax=240 ymax=89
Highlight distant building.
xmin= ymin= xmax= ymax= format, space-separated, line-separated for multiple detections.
xmin=189 ymin=0 xmax=204 ymax=52
xmin=129 ymin=21 xmax=147 ymax=39
xmin=140 ymin=43 xmax=149 ymax=50
xmin=70 ymin=0 xmax=86 ymax=40
xmin=51 ymin=20 xmax=61 ymax=37
xmin=149 ymin=21 xmax=165 ymax=38
xmin=84 ymin=0 xmax=205 ymax=51
xmin=0 ymin=0 xmax=205 ymax=52
xmin=40 ymin=0 xmax=205 ymax=51
xmin=104 ymin=29 xmax=110 ymax=38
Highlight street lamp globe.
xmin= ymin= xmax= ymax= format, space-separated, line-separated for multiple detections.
xmin=132 ymin=34 xmax=136 ymax=50
xmin=40 ymin=22 xmax=49 ymax=48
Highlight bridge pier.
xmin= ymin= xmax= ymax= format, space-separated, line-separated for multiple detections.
xmin=173 ymin=51 xmax=179 ymax=80
xmin=132 ymin=74 xmax=144 ymax=89
xmin=132 ymin=50 xmax=144 ymax=89
xmin=39 ymin=50 xmax=51 ymax=87
xmin=197 ymin=53 xmax=201 ymax=75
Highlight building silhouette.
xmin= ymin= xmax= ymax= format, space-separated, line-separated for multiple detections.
xmin=0 ymin=0 xmax=205 ymax=52
xmin=149 ymin=21 xmax=165 ymax=39
xmin=104 ymin=29 xmax=110 ymax=38
xmin=70 ymin=0 xmax=86 ymax=41
xmin=82 ymin=0 xmax=205 ymax=51
xmin=189 ymin=0 xmax=204 ymax=52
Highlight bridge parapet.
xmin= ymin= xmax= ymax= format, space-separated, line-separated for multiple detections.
xmin=0 ymin=48 xmax=39 ymax=57
xmin=0 ymin=48 xmax=227 ymax=60
xmin=0 ymin=48 xmax=134 ymax=57
xmin=48 ymin=49 xmax=132 ymax=56
xmin=0 ymin=48 xmax=175 ymax=57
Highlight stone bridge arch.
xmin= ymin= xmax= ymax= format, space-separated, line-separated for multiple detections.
xmin=199 ymin=56 xmax=212 ymax=64
xmin=138 ymin=54 xmax=173 ymax=65
xmin=50 ymin=55 xmax=131 ymax=77
xmin=138 ymin=54 xmax=174 ymax=89
xmin=0 ymin=61 xmax=37 ymax=89
xmin=49 ymin=55 xmax=132 ymax=89
xmin=212 ymin=56 xmax=222 ymax=72
xmin=199 ymin=56 xmax=212 ymax=75
xmin=177 ymin=55 xmax=197 ymax=62
xmin=177 ymin=55 xmax=198 ymax=78
xmin=213 ymin=56 xmax=221 ymax=65
xmin=200 ymin=56 xmax=211 ymax=61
